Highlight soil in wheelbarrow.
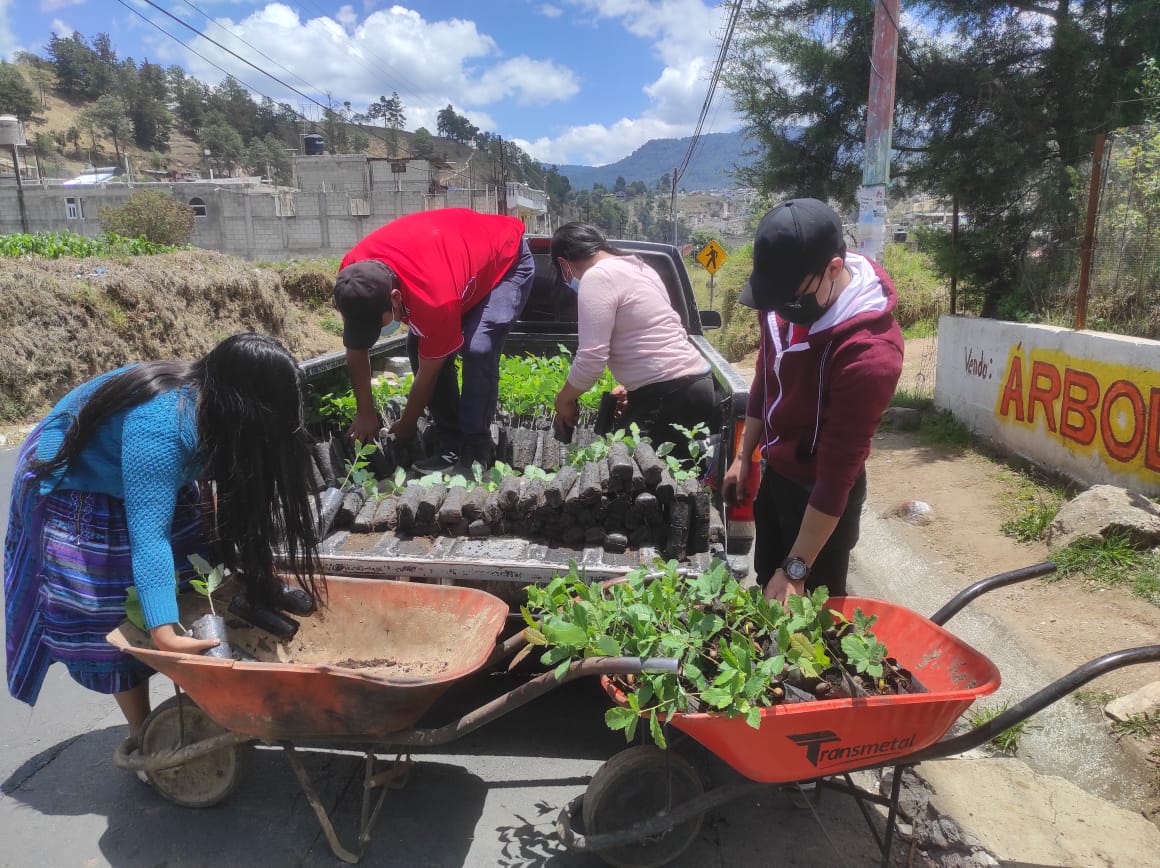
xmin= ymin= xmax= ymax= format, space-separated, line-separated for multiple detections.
xmin=169 ymin=583 xmax=491 ymax=679
xmin=237 ymin=606 xmax=492 ymax=679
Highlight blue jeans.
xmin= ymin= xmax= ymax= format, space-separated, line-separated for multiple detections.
xmin=407 ymin=238 xmax=535 ymax=458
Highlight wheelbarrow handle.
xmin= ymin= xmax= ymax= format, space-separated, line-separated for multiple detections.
xmin=905 ymin=643 xmax=1160 ymax=763
xmin=928 ymin=561 xmax=1057 ymax=626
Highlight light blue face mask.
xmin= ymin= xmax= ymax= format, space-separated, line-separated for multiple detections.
xmin=567 ymin=277 xmax=581 ymax=293
xmin=380 ymin=320 xmax=401 ymax=338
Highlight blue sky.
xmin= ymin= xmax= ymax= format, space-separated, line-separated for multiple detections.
xmin=1 ymin=0 xmax=742 ymax=166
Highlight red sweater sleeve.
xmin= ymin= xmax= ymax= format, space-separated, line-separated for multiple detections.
xmin=809 ymin=333 xmax=903 ymax=516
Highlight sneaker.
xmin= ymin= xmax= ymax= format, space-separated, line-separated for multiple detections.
xmin=412 ymin=451 xmax=459 ymax=474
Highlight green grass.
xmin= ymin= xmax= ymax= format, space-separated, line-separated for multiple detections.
xmin=881 ymin=243 xmax=948 ymax=330
xmin=967 ymin=703 xmax=1030 ymax=754
xmin=1050 ymin=531 xmax=1160 ymax=604
xmin=1111 ymin=713 xmax=1159 ymax=740
xmin=1072 ymin=689 xmax=1115 ymax=709
xmin=889 ymin=389 xmax=933 ymax=410
xmin=901 ymin=317 xmax=939 ymax=340
xmin=917 ymin=409 xmax=973 ymax=448
xmin=320 ymin=314 xmax=344 ymax=337
xmin=999 ymin=471 xmax=1065 ymax=542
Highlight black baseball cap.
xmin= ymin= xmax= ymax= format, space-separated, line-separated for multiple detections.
xmin=739 ymin=198 xmax=845 ymax=310
xmin=333 ymin=260 xmax=396 ymax=350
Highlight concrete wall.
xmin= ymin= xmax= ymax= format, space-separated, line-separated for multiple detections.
xmin=935 ymin=315 xmax=1160 ymax=496
xmin=0 ymin=156 xmax=502 ymax=261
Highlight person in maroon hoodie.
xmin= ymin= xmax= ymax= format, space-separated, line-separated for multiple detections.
xmin=722 ymin=198 xmax=903 ymax=604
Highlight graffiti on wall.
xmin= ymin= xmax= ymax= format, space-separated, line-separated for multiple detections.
xmin=993 ymin=345 xmax=1160 ymax=481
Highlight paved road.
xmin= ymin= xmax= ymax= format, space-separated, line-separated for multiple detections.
xmin=0 ymin=444 xmax=893 ymax=868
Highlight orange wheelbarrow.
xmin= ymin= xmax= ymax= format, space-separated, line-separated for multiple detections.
xmin=555 ymin=562 xmax=1160 ymax=868
xmin=108 ymin=575 xmax=679 ymax=863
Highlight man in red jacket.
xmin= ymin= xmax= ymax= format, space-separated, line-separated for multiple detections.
xmin=334 ymin=209 xmax=534 ymax=471
xmin=722 ymin=198 xmax=903 ymax=604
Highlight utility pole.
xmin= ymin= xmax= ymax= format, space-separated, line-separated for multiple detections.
xmin=856 ymin=0 xmax=900 ymax=263
xmin=497 ymin=137 xmax=508 ymax=216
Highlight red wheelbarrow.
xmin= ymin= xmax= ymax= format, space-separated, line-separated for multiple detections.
xmin=555 ymin=562 xmax=1160 ymax=868
xmin=108 ymin=566 xmax=1159 ymax=867
xmin=108 ymin=575 xmax=681 ymax=863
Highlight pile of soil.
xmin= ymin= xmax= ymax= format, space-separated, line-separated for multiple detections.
xmin=0 ymin=250 xmax=342 ymax=422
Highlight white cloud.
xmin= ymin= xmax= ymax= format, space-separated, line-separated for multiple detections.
xmin=517 ymin=115 xmax=686 ymax=166
xmin=529 ymin=0 xmax=741 ymax=164
xmin=468 ymin=56 xmax=579 ymax=107
xmin=0 ymin=0 xmax=17 ymax=61
xmin=136 ymin=0 xmax=739 ymax=166
xmin=50 ymin=17 xmax=74 ymax=36
xmin=173 ymin=3 xmax=577 ymax=133
xmin=39 ymin=0 xmax=85 ymax=12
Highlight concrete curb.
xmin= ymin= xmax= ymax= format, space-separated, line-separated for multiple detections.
xmin=850 ymin=504 xmax=1160 ymax=865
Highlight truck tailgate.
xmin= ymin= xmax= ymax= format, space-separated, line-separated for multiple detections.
xmin=316 ymin=528 xmax=721 ymax=585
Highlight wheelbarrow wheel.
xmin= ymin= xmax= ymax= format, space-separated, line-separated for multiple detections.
xmin=138 ymin=695 xmax=246 ymax=808
xmin=582 ymin=745 xmax=704 ymax=868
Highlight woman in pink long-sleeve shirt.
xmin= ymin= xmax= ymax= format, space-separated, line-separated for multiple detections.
xmin=550 ymin=223 xmax=712 ymax=456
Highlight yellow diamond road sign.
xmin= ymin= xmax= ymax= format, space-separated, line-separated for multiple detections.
xmin=696 ymin=239 xmax=728 ymax=275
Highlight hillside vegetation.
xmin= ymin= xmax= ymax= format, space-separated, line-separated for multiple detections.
xmin=0 ymin=247 xmax=341 ymax=423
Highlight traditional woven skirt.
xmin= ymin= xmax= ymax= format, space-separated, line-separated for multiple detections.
xmin=4 ymin=425 xmax=206 ymax=705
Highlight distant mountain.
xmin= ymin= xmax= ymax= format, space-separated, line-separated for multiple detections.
xmin=553 ymin=130 xmax=757 ymax=192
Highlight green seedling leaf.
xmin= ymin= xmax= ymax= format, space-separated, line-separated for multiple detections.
xmin=701 ymin=686 xmax=734 ymax=708
xmin=542 ymin=617 xmax=587 ymax=647
xmin=649 ymin=713 xmax=667 ymax=749
xmin=605 ymin=706 xmax=637 ymax=733
xmin=124 ymin=586 xmax=147 ymax=632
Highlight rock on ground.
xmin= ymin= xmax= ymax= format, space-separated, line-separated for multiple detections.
xmin=1105 ymin=681 xmax=1160 ymax=722
xmin=1046 ymin=484 xmax=1160 ymax=550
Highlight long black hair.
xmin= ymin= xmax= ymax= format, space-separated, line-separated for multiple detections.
xmin=550 ymin=222 xmax=628 ymax=280
xmin=34 ymin=333 xmax=323 ymax=608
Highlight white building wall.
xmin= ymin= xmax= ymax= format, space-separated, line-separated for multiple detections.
xmin=935 ymin=315 xmax=1160 ymax=496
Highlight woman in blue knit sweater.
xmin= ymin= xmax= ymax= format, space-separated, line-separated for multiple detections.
xmin=4 ymin=333 xmax=322 ymax=743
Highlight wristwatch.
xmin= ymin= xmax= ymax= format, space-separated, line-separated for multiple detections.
xmin=780 ymin=556 xmax=811 ymax=583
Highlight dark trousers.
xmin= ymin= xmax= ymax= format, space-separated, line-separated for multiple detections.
xmin=626 ymin=371 xmax=715 ymax=461
xmin=752 ymin=466 xmax=867 ymax=597
xmin=407 ymin=239 xmax=535 ymax=458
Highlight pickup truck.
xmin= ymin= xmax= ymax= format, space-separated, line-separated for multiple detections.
xmin=297 ymin=235 xmax=756 ymax=589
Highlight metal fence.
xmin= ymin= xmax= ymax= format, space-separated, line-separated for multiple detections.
xmin=1076 ymin=123 xmax=1160 ymax=337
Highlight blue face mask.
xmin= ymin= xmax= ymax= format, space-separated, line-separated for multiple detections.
xmin=567 ymin=277 xmax=581 ymax=293
xmin=380 ymin=320 xmax=401 ymax=338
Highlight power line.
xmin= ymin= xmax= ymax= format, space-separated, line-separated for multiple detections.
xmin=173 ymin=0 xmax=329 ymax=106
xmin=670 ymin=0 xmax=745 ymax=243
xmin=673 ymin=0 xmax=745 ymax=185
xmin=120 ymin=0 xmax=398 ymax=155
xmin=114 ymin=0 xmax=309 ymax=123
xmin=132 ymin=0 xmax=333 ymax=116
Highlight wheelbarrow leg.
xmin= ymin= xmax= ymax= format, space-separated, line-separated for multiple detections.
xmin=358 ymin=750 xmax=412 ymax=849
xmin=880 ymin=764 xmax=906 ymax=868
xmin=282 ymin=742 xmax=365 ymax=864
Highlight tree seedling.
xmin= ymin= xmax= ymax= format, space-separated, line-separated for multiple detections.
xmin=340 ymin=439 xmax=380 ymax=496
xmin=523 ymin=560 xmax=899 ymax=749
xmin=188 ymin=553 xmax=228 ymax=617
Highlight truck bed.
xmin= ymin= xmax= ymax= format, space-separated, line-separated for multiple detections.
xmin=316 ymin=526 xmax=724 ymax=585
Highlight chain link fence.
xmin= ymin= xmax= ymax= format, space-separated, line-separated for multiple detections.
xmin=1082 ymin=123 xmax=1160 ymax=338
